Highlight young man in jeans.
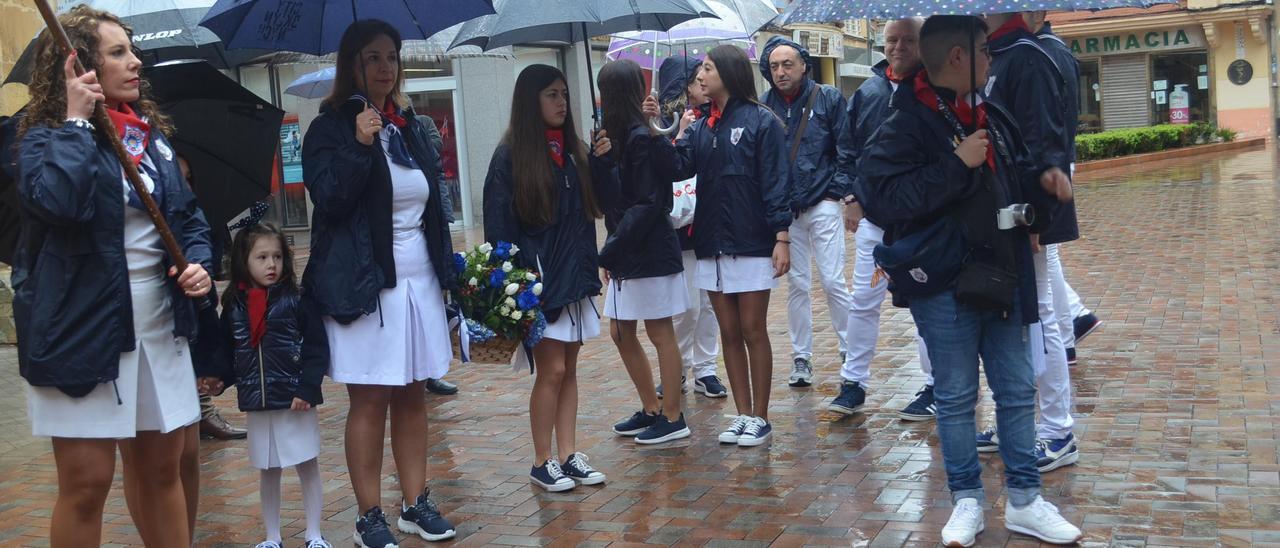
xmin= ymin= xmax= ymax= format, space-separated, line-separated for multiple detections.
xmin=860 ymin=15 xmax=1082 ymax=547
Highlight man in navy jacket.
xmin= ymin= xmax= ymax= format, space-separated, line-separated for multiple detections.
xmin=759 ymin=36 xmax=852 ymax=388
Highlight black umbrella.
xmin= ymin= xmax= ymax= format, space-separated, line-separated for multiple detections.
xmin=146 ymin=60 xmax=284 ymax=231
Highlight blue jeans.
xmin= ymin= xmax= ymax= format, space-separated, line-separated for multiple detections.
xmin=910 ymin=291 xmax=1040 ymax=507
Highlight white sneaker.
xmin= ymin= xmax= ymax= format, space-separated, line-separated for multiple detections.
xmin=941 ymin=498 xmax=984 ymax=547
xmin=718 ymin=415 xmax=752 ymax=444
xmin=1005 ymin=496 xmax=1083 ymax=545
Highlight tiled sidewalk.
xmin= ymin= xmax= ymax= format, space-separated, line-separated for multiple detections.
xmin=2 ymin=148 xmax=1279 ymax=546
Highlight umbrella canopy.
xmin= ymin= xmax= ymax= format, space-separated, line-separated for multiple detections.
xmin=146 ymin=60 xmax=285 ymax=230
xmin=198 ymin=0 xmax=496 ymax=55
xmin=284 ymin=66 xmax=336 ymax=99
xmin=265 ymin=22 xmax=514 ymax=65
xmin=769 ymin=0 xmax=1177 ymax=24
xmin=449 ymin=0 xmax=718 ymax=51
xmin=607 ymin=0 xmax=777 ymax=69
xmin=3 ymin=0 xmax=268 ymax=86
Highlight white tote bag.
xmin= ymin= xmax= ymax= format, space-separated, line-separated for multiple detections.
xmin=670 ymin=176 xmax=697 ymax=229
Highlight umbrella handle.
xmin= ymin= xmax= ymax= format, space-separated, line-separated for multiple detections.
xmin=32 ymin=0 xmax=189 ymax=273
xmin=647 ymin=36 xmax=677 ymax=135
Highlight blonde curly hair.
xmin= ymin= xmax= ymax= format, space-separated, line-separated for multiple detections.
xmin=18 ymin=5 xmax=173 ymax=140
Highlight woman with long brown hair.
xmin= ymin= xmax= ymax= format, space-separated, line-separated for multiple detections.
xmin=483 ymin=64 xmax=615 ymax=492
xmin=301 ymin=19 xmax=456 ymax=548
xmin=14 ymin=6 xmax=214 ymax=546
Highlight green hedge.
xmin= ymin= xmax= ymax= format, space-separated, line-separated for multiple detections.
xmin=1075 ymin=122 xmax=1234 ymax=161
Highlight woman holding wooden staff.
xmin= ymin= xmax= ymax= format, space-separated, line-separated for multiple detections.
xmin=14 ymin=5 xmax=214 ymax=546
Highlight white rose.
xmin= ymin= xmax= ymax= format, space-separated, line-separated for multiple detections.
xmin=509 ymin=243 xmax=520 ymax=255
xmin=505 ymin=283 xmax=519 ymax=295
xmin=525 ymin=272 xmax=537 ymax=281
xmin=478 ymin=242 xmax=493 ymax=253
xmin=502 ymin=261 xmax=513 ymax=272
xmin=532 ymin=283 xmax=543 ymax=296
xmin=468 ymin=277 xmax=478 ymax=287
xmin=505 ymin=297 xmax=516 ymax=308
xmin=510 ymin=310 xmax=523 ymax=320
xmin=500 ymin=306 xmax=511 ymax=315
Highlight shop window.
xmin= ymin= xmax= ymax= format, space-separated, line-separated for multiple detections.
xmin=1149 ymin=51 xmax=1209 ymax=126
xmin=1078 ymin=59 xmax=1102 ymax=134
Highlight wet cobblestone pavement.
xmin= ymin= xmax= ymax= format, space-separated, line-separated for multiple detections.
xmin=2 ymin=147 xmax=1280 ymax=546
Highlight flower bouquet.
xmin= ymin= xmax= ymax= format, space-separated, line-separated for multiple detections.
xmin=449 ymin=241 xmax=546 ymax=364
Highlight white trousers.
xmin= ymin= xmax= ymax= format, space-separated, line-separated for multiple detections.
xmin=1033 ymin=247 xmax=1074 ymax=440
xmin=673 ymin=250 xmax=720 ymax=379
xmin=840 ymin=218 xmax=932 ymax=385
xmin=1049 ymin=244 xmax=1091 ymax=349
xmin=787 ymin=200 xmax=852 ymax=359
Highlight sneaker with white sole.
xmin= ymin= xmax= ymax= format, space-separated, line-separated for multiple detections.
xmin=397 ymin=491 xmax=455 ymax=542
xmin=305 ymin=540 xmax=334 ymax=548
xmin=1004 ymin=496 xmax=1083 ymax=544
xmin=897 ymin=384 xmax=936 ymax=421
xmin=1035 ymin=434 xmax=1080 ymax=473
xmin=789 ymin=357 xmax=814 ymax=387
xmin=828 ymin=380 xmax=865 ymax=415
xmin=255 ymin=542 xmax=283 ymax=548
xmin=636 ymin=414 xmax=692 ymax=445
xmin=1073 ymin=313 xmax=1102 ymax=343
xmin=561 ymin=452 xmax=606 ymax=485
xmin=975 ymin=428 xmax=1000 ymax=453
xmin=718 ymin=415 xmax=752 ymax=444
xmin=530 ymin=459 xmax=576 ymax=492
xmin=353 ymin=506 xmax=399 ymax=548
xmin=694 ymin=375 xmax=727 ymax=398
xmin=737 ymin=417 xmax=772 ymax=447
xmin=941 ymin=498 xmax=984 ymax=547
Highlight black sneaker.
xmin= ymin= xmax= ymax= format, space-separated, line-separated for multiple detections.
xmin=612 ymin=410 xmax=659 ymax=436
xmin=1073 ymin=313 xmax=1103 ymax=344
xmin=694 ymin=375 xmax=727 ymax=398
xmin=656 ymin=376 xmax=687 ymax=398
xmin=976 ymin=428 xmax=1000 ymax=453
xmin=397 ymin=491 xmax=456 ymax=542
xmin=354 ymin=506 xmax=399 ymax=548
xmin=561 ymin=452 xmax=606 ymax=485
xmin=635 ymin=414 xmax=692 ymax=445
xmin=828 ymin=380 xmax=865 ymax=415
xmin=897 ymin=385 xmax=936 ymax=421
xmin=1066 ymin=347 xmax=1077 ymax=366
xmin=530 ymin=459 xmax=575 ymax=492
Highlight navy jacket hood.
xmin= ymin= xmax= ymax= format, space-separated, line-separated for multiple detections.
xmin=658 ymin=55 xmax=701 ymax=105
xmin=759 ymin=36 xmax=813 ymax=84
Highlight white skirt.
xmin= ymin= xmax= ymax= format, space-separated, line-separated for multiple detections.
xmin=543 ymin=296 xmax=602 ymax=343
xmin=695 ymin=255 xmax=779 ymax=294
xmin=325 ymin=228 xmax=453 ymax=386
xmin=27 ymin=277 xmax=200 ymax=438
xmin=247 ymin=408 xmax=321 ymax=469
xmin=604 ymin=272 xmax=689 ymax=320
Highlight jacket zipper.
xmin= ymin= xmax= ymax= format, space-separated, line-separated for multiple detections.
xmin=258 ymin=344 xmax=267 ymax=410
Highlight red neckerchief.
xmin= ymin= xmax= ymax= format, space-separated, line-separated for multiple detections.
xmin=107 ymin=103 xmax=150 ymax=166
xmin=545 ymin=128 xmax=565 ymax=168
xmin=781 ymin=85 xmax=801 ymax=105
xmin=707 ymin=102 xmax=723 ymax=129
xmin=989 ymin=14 xmax=1031 ymax=42
xmin=885 ymin=65 xmax=912 ymax=83
xmin=381 ymin=100 xmax=407 ymax=128
xmin=913 ymin=72 xmax=994 ymax=170
xmin=239 ymin=282 xmax=269 ymax=348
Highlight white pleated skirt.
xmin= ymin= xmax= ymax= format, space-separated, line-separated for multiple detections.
xmin=604 ymin=272 xmax=689 ymax=320
xmin=247 ymin=408 xmax=321 ymax=469
xmin=694 ymin=255 xmax=779 ymax=294
xmin=543 ymin=296 xmax=602 ymax=343
xmin=325 ymin=228 xmax=453 ymax=386
xmin=27 ymin=276 xmax=200 ymax=438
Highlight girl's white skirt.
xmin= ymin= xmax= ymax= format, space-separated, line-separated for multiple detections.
xmin=247 ymin=408 xmax=321 ymax=469
xmin=604 ymin=272 xmax=689 ymax=320
xmin=27 ymin=277 xmax=200 ymax=438
xmin=542 ymin=296 xmax=602 ymax=343
xmin=694 ymin=255 xmax=779 ymax=294
xmin=325 ymin=228 xmax=453 ymax=386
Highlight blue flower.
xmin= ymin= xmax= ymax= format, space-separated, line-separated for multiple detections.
xmin=526 ymin=310 xmax=547 ymax=347
xmin=488 ymin=269 xmax=506 ymax=288
xmin=516 ymin=290 xmax=539 ymax=311
xmin=494 ymin=241 xmax=512 ymax=261
xmin=452 ymin=253 xmax=467 ymax=274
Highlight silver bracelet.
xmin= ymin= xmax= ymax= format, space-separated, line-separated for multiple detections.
xmin=65 ymin=117 xmax=95 ymax=131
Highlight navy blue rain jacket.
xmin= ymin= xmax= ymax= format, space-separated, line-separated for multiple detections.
xmin=658 ymin=55 xmax=701 ymax=105
xmin=302 ymin=99 xmax=454 ymax=324
xmin=860 ymin=80 xmax=1057 ymax=325
xmin=600 ymin=125 xmax=683 ymax=281
xmin=759 ymin=38 xmax=850 ymax=213
xmin=671 ymin=98 xmax=791 ymax=259
xmin=482 ymin=143 xmax=617 ymax=322
xmin=835 ymin=60 xmax=910 ymax=228
xmin=220 ymin=287 xmax=329 ymax=412
xmin=14 ymin=119 xmax=214 ymax=388
xmin=988 ymin=24 xmax=1079 ymax=245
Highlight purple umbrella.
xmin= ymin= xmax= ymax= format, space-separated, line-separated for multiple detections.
xmin=606 ymin=0 xmax=776 ymax=70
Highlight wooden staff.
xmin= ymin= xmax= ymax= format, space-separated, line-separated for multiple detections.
xmin=33 ymin=0 xmax=188 ymax=272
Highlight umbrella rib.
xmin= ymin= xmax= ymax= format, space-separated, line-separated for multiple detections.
xmin=399 ymin=0 xmax=432 ymax=41
xmin=173 ymin=137 xmax=275 ymax=194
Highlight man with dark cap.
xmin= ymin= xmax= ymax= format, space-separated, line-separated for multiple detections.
xmin=759 ymin=36 xmax=852 ymax=389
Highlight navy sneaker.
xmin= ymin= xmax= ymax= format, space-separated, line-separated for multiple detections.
xmin=828 ymin=380 xmax=866 ymax=415
xmin=897 ymin=385 xmax=936 ymax=421
xmin=976 ymin=428 xmax=1000 ymax=453
xmin=1073 ymin=313 xmax=1103 ymax=344
xmin=530 ymin=459 xmax=575 ymax=492
xmin=737 ymin=417 xmax=772 ymax=447
xmin=694 ymin=375 xmax=727 ymax=398
xmin=656 ymin=376 xmax=687 ymax=399
xmin=398 ymin=491 xmax=456 ymax=542
xmin=1066 ymin=347 xmax=1078 ymax=366
xmin=636 ymin=414 xmax=692 ymax=445
xmin=561 ymin=452 xmax=606 ymax=485
xmin=612 ymin=410 xmax=659 ymax=436
xmin=354 ymin=506 xmax=399 ymax=548
xmin=1035 ymin=434 xmax=1080 ymax=473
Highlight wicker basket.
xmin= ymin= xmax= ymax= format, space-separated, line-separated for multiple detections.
xmin=452 ymin=331 xmax=521 ymax=364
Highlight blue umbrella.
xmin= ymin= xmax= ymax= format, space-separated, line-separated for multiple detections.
xmin=284 ymin=66 xmax=336 ymax=99
xmin=768 ymin=0 xmax=1176 ymax=25
xmin=198 ymin=0 xmax=496 ymax=55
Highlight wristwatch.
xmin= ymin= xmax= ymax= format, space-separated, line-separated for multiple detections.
xmin=65 ymin=117 xmax=95 ymax=131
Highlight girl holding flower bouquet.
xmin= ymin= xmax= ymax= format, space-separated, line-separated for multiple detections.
xmin=483 ymin=64 xmax=617 ymax=492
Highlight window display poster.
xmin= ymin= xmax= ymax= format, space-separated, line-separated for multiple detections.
xmin=1155 ymin=90 xmax=1167 ymax=105
xmin=280 ymin=115 xmax=303 ymax=184
xmin=1153 ymin=79 xmax=1168 ymax=91
xmin=1198 ymin=75 xmax=1209 ymax=89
